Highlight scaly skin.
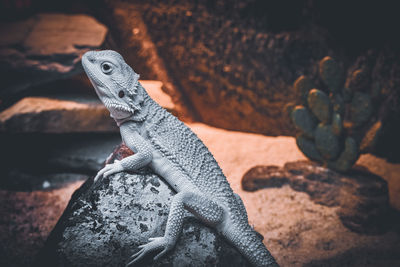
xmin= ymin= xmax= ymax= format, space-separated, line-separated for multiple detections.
xmin=82 ymin=50 xmax=278 ymax=267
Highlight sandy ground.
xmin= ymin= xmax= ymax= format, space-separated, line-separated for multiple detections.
xmin=0 ymin=182 xmax=82 ymax=267
xmin=187 ymin=122 xmax=400 ymax=211
xmin=187 ymin=122 xmax=400 ymax=266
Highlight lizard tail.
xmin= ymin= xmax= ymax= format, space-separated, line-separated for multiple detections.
xmin=224 ymin=224 xmax=279 ymax=267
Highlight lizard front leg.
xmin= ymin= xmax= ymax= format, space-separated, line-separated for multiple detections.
xmin=94 ymin=131 xmax=153 ymax=182
xmin=126 ymin=191 xmax=225 ymax=266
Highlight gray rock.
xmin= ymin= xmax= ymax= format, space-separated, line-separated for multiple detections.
xmin=0 ymin=14 xmax=107 ymax=98
xmin=37 ymin=145 xmax=251 ymax=267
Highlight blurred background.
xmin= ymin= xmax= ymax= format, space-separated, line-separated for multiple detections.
xmin=0 ymin=0 xmax=399 ymax=266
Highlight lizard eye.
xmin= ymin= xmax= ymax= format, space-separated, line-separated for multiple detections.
xmin=101 ymin=62 xmax=113 ymax=74
xmin=118 ymin=90 xmax=125 ymax=98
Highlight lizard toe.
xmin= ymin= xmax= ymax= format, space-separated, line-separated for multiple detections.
xmin=126 ymin=236 xmax=172 ymax=266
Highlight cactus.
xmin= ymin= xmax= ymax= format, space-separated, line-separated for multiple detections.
xmin=288 ymin=56 xmax=383 ymax=172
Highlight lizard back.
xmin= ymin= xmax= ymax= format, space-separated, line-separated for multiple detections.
xmin=144 ymin=92 xmax=234 ymax=200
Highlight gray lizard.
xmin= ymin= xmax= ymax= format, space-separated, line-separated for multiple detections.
xmin=82 ymin=50 xmax=278 ymax=267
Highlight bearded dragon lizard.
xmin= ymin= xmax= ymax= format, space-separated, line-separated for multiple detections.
xmin=82 ymin=50 xmax=278 ymax=267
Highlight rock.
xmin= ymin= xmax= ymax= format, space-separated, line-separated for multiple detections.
xmin=319 ymin=56 xmax=343 ymax=92
xmin=315 ymin=124 xmax=341 ymax=160
xmin=0 ymin=14 xmax=107 ymax=98
xmin=337 ymin=169 xmax=391 ymax=233
xmin=241 ymin=166 xmax=289 ymax=192
xmin=1 ymin=123 xmax=400 ymax=266
xmin=103 ymin=2 xmax=337 ymax=136
xmin=241 ymin=160 xmax=393 ymax=234
xmin=99 ymin=3 xmax=195 ymax=121
xmin=100 ymin=1 xmax=400 ymax=161
xmin=36 ymin=145 xmax=251 ymax=267
xmin=291 ymin=105 xmax=317 ymax=138
xmin=0 ymin=97 xmax=117 ymax=133
xmin=350 ymin=92 xmax=373 ymax=127
xmin=0 ymin=80 xmax=176 ymax=133
xmin=307 ymin=89 xmax=332 ymax=124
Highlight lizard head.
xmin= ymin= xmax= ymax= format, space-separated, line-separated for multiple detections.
xmin=82 ymin=50 xmax=144 ymax=120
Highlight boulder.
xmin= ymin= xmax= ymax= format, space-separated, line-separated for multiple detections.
xmin=0 ymin=80 xmax=176 ymax=133
xmin=0 ymin=97 xmax=117 ymax=133
xmin=36 ymin=145 xmax=251 ymax=267
xmin=100 ymin=1 xmax=400 ymax=161
xmin=242 ymin=160 xmax=392 ymax=234
xmin=0 ymin=13 xmax=107 ymax=98
xmin=101 ymin=1 xmax=334 ymax=136
xmin=99 ymin=3 xmax=195 ymax=121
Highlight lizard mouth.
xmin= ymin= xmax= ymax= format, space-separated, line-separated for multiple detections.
xmin=103 ymin=98 xmax=136 ymax=114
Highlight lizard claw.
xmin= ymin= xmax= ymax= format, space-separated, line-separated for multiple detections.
xmin=126 ymin=236 xmax=172 ymax=266
xmin=94 ymin=161 xmax=124 ymax=182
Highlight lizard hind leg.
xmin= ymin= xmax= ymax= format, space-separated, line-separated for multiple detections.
xmin=234 ymin=193 xmax=264 ymax=241
xmin=234 ymin=193 xmax=248 ymax=223
xmin=126 ymin=191 xmax=224 ymax=266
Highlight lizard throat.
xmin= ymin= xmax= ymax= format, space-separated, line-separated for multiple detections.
xmin=113 ymin=101 xmax=148 ymax=126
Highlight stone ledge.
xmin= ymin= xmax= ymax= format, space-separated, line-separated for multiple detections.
xmin=0 ymin=80 xmax=176 ymax=133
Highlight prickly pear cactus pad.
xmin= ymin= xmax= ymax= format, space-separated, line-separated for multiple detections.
xmin=288 ymin=57 xmax=383 ymax=172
